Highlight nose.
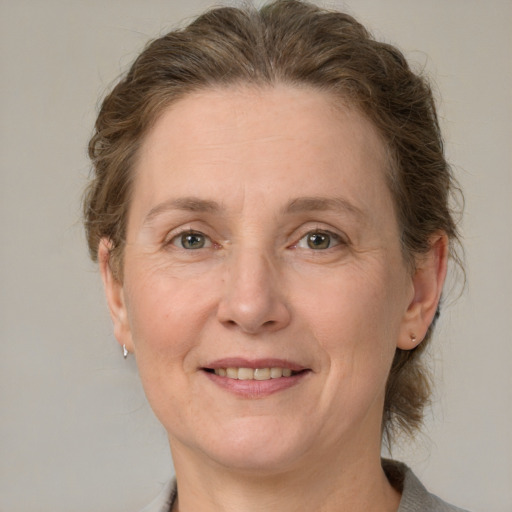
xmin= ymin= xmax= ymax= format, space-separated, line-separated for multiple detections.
xmin=216 ymin=248 xmax=291 ymax=334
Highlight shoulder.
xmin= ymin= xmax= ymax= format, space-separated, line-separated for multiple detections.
xmin=142 ymin=464 xmax=471 ymax=512
xmin=383 ymin=459 xmax=472 ymax=512
xmin=138 ymin=479 xmax=176 ymax=512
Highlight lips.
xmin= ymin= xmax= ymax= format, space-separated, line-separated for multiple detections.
xmin=211 ymin=367 xmax=294 ymax=380
xmin=202 ymin=358 xmax=310 ymax=397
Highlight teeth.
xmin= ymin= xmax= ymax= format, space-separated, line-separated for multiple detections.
xmin=270 ymin=367 xmax=283 ymax=379
xmin=226 ymin=367 xmax=238 ymax=379
xmin=213 ymin=367 xmax=297 ymax=380
xmin=254 ymin=368 xmax=270 ymax=380
xmin=238 ymin=367 xmax=254 ymax=380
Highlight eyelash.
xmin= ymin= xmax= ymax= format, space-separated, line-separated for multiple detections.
xmin=294 ymin=230 xmax=344 ymax=250
xmin=167 ymin=228 xmax=346 ymax=252
xmin=168 ymin=230 xmax=213 ymax=250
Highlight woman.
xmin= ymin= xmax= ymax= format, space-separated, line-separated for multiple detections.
xmin=83 ymin=1 xmax=467 ymax=510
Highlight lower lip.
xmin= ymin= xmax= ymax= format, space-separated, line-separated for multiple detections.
xmin=203 ymin=370 xmax=310 ymax=398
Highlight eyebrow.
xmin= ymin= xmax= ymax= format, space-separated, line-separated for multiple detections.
xmin=143 ymin=197 xmax=223 ymax=225
xmin=143 ymin=195 xmax=364 ymax=225
xmin=283 ymin=196 xmax=365 ymax=219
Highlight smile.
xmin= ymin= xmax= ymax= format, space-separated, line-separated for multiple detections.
xmin=210 ymin=367 xmax=296 ymax=380
xmin=202 ymin=359 xmax=310 ymax=398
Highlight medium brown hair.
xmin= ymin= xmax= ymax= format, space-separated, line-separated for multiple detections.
xmin=84 ymin=0 xmax=462 ymax=442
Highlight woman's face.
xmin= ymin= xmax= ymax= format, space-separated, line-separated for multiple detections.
xmin=103 ymin=85 xmax=420 ymax=473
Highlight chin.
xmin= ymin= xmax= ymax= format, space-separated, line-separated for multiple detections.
xmin=205 ymin=445 xmax=305 ymax=476
xmin=178 ymin=416 xmax=315 ymax=475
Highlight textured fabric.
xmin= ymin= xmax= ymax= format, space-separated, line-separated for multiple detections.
xmin=138 ymin=480 xmax=175 ymax=512
xmin=140 ymin=461 xmax=470 ymax=512
xmin=383 ymin=460 xmax=470 ymax=512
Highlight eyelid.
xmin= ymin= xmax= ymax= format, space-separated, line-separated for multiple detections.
xmin=166 ymin=228 xmax=213 ymax=249
xmin=297 ymin=230 xmax=342 ymax=250
xmin=290 ymin=223 xmax=349 ymax=248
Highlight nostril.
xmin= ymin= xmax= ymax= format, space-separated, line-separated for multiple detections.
xmin=217 ymin=289 xmax=291 ymax=334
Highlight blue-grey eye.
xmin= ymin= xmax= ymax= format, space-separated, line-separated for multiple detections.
xmin=173 ymin=232 xmax=211 ymax=249
xmin=297 ymin=231 xmax=340 ymax=250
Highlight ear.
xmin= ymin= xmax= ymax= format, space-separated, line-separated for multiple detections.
xmin=398 ymin=233 xmax=449 ymax=350
xmin=98 ymin=238 xmax=134 ymax=355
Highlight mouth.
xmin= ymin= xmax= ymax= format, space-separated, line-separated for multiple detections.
xmin=201 ymin=358 xmax=310 ymax=398
xmin=203 ymin=367 xmax=304 ymax=380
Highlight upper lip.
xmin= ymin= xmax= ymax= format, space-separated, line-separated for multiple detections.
xmin=202 ymin=358 xmax=307 ymax=372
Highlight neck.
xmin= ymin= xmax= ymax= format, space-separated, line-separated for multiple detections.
xmin=169 ymin=440 xmax=400 ymax=512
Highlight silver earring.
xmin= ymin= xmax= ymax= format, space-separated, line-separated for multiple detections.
xmin=123 ymin=344 xmax=128 ymax=358
xmin=410 ymin=334 xmax=417 ymax=344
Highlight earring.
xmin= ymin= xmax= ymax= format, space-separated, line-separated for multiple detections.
xmin=410 ymin=334 xmax=417 ymax=344
xmin=123 ymin=344 xmax=128 ymax=358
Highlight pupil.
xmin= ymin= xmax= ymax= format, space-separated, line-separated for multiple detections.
xmin=183 ymin=233 xmax=204 ymax=249
xmin=308 ymin=233 xmax=329 ymax=249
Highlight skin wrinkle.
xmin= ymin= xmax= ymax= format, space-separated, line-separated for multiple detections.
xmin=143 ymin=195 xmax=367 ymax=228
xmin=78 ymin=3 xmax=461 ymax=505
xmin=99 ymin=84 xmax=446 ymax=512
xmin=140 ymin=195 xmax=369 ymax=260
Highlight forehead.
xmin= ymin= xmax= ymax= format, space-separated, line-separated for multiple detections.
xmin=131 ymin=84 xmax=393 ymax=223
xmin=141 ymin=84 xmax=385 ymax=154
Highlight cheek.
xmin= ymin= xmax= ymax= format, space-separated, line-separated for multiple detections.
xmin=122 ymin=268 xmax=221 ymax=427
xmin=295 ymin=260 xmax=406 ymax=377
xmin=297 ymin=259 xmax=403 ymax=331
xmin=124 ymin=265 xmax=220 ymax=360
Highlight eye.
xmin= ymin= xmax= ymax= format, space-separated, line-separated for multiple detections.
xmin=171 ymin=231 xmax=212 ymax=250
xmin=296 ymin=231 xmax=341 ymax=250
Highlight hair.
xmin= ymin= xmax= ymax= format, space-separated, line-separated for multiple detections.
xmin=84 ymin=0 xmax=462 ymax=443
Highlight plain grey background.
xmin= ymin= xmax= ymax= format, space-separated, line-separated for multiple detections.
xmin=1 ymin=1 xmax=510 ymax=511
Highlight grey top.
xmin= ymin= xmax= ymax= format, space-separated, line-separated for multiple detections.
xmin=383 ymin=460 xmax=470 ymax=512
xmin=140 ymin=460 xmax=470 ymax=512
